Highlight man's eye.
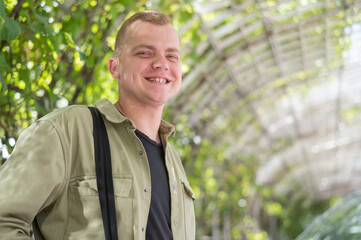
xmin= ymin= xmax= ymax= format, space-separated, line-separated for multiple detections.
xmin=137 ymin=51 xmax=151 ymax=56
xmin=167 ymin=55 xmax=178 ymax=60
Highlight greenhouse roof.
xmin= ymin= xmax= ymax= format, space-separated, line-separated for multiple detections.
xmin=168 ymin=0 xmax=361 ymax=201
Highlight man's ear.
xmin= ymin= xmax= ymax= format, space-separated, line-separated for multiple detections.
xmin=108 ymin=57 xmax=120 ymax=78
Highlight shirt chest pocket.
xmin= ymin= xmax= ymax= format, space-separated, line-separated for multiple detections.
xmin=70 ymin=176 xmax=132 ymax=197
xmin=68 ymin=176 xmax=133 ymax=239
xmin=182 ymin=180 xmax=196 ymax=201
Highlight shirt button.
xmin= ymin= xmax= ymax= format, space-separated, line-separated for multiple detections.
xmin=174 ymin=220 xmax=178 ymax=226
xmin=139 ymin=151 xmax=143 ymax=155
xmin=172 ymin=183 xmax=176 ymax=189
xmin=144 ymin=188 xmax=148 ymax=193
xmin=142 ymin=227 xmax=145 ymax=232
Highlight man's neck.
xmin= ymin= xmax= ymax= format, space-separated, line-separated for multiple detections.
xmin=114 ymin=100 xmax=163 ymax=143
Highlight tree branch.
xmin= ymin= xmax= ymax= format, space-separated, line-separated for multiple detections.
xmin=10 ymin=0 xmax=25 ymax=19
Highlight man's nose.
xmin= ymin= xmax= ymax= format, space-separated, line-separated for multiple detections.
xmin=152 ymin=56 xmax=169 ymax=70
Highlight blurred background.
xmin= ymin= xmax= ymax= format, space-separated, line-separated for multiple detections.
xmin=1 ymin=0 xmax=361 ymax=239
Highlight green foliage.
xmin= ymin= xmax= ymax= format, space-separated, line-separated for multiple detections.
xmin=296 ymin=192 xmax=361 ymax=240
xmin=280 ymin=198 xmax=334 ymax=239
xmin=0 ymin=0 xmax=195 ymax=161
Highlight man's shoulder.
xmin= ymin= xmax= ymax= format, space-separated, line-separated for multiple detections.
xmin=39 ymin=104 xmax=91 ymax=125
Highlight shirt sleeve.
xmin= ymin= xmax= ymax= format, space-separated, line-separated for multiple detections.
xmin=0 ymin=120 xmax=66 ymax=239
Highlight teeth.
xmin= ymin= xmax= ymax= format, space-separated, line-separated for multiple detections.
xmin=148 ymin=78 xmax=167 ymax=83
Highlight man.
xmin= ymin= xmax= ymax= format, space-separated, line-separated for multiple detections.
xmin=0 ymin=10 xmax=196 ymax=240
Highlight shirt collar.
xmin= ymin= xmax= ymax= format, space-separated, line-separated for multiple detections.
xmin=159 ymin=119 xmax=176 ymax=138
xmin=94 ymin=98 xmax=175 ymax=137
xmin=95 ymin=98 xmax=127 ymax=124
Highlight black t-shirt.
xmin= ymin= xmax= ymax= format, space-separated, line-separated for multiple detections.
xmin=135 ymin=130 xmax=172 ymax=240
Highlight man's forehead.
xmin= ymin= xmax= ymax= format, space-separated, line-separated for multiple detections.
xmin=128 ymin=20 xmax=177 ymax=36
xmin=126 ymin=22 xmax=179 ymax=45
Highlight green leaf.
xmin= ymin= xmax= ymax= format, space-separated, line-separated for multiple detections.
xmin=64 ymin=32 xmax=75 ymax=48
xmin=0 ymin=75 xmax=7 ymax=94
xmin=0 ymin=17 xmax=22 ymax=42
xmin=0 ymin=53 xmax=9 ymax=91
xmin=77 ymin=46 xmax=87 ymax=61
xmin=32 ymin=11 xmax=54 ymax=35
xmin=0 ymin=54 xmax=11 ymax=73
xmin=0 ymin=15 xmax=5 ymax=29
xmin=0 ymin=0 xmax=5 ymax=16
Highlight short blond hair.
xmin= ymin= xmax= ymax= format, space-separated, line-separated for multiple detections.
xmin=114 ymin=11 xmax=172 ymax=57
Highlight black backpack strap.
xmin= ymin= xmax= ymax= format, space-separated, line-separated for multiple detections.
xmin=88 ymin=107 xmax=118 ymax=240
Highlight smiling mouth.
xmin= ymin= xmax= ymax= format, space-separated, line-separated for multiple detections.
xmin=145 ymin=77 xmax=169 ymax=84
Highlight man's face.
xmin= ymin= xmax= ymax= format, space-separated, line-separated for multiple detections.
xmin=116 ymin=20 xmax=182 ymax=108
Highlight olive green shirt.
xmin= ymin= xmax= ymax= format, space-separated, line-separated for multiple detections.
xmin=0 ymin=98 xmax=196 ymax=240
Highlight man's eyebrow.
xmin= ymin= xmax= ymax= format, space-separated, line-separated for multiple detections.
xmin=132 ymin=45 xmax=155 ymax=52
xmin=132 ymin=44 xmax=179 ymax=53
xmin=166 ymin=47 xmax=180 ymax=53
